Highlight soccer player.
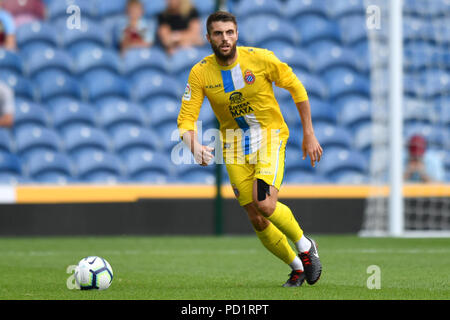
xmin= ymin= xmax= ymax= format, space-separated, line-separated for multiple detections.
xmin=177 ymin=11 xmax=323 ymax=287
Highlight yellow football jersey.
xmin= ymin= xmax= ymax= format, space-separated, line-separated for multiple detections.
xmin=177 ymin=46 xmax=308 ymax=155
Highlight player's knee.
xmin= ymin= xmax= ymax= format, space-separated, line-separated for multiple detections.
xmin=253 ymin=199 xmax=276 ymax=217
xmin=249 ymin=213 xmax=269 ymax=231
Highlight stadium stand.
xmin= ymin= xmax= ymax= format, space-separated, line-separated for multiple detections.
xmin=0 ymin=0 xmax=447 ymax=185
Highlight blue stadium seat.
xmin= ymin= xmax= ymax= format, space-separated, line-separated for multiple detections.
xmin=131 ymin=171 xmax=171 ymax=184
xmin=421 ymin=69 xmax=450 ymax=98
xmin=278 ymin=98 xmax=300 ymax=128
xmin=62 ymin=19 xmax=111 ymax=53
xmin=124 ymin=47 xmax=168 ymax=77
xmin=240 ymin=15 xmax=299 ymax=47
xmin=192 ymin=0 xmax=215 ymax=15
xmin=97 ymin=0 xmax=127 ymax=19
xmin=271 ymin=45 xmax=313 ymax=73
xmin=332 ymin=171 xmax=368 ymax=184
xmin=33 ymin=172 xmax=76 ymax=184
xmin=0 ymin=129 xmax=13 ymax=153
xmin=47 ymin=0 xmax=96 ymax=22
xmin=404 ymin=98 xmax=436 ymax=125
xmin=0 ymin=172 xmax=24 ymax=185
xmin=354 ymin=123 xmax=388 ymax=153
xmin=178 ymin=171 xmax=216 ymax=184
xmin=25 ymin=151 xmax=73 ymax=180
xmin=198 ymin=99 xmax=216 ymax=129
xmin=142 ymin=0 xmax=166 ymax=17
xmin=338 ymin=15 xmax=368 ymax=45
xmin=0 ymin=151 xmax=21 ymax=175
xmin=404 ymin=41 xmax=436 ymax=71
xmin=25 ymin=48 xmax=75 ymax=80
xmin=146 ymin=96 xmax=179 ymax=128
xmin=124 ymin=149 xmax=173 ymax=179
xmin=13 ymin=99 xmax=50 ymax=132
xmin=309 ymin=98 xmax=336 ymax=125
xmin=322 ymin=68 xmax=370 ymax=100
xmin=169 ymin=47 xmax=211 ymax=75
xmin=15 ymin=126 xmax=63 ymax=158
xmin=76 ymin=48 xmax=122 ymax=79
xmin=316 ymin=147 xmax=368 ymax=179
xmin=284 ymin=147 xmax=313 ymax=173
xmin=404 ymin=0 xmax=450 ymax=17
xmin=0 ymin=71 xmax=35 ymax=101
xmin=35 ymin=70 xmax=82 ymax=103
xmin=52 ymin=100 xmax=97 ymax=133
xmin=76 ymin=150 xmax=124 ymax=181
xmin=283 ymin=171 xmax=329 ymax=184
xmin=16 ymin=22 xmax=59 ymax=52
xmin=294 ymin=72 xmax=328 ymax=100
xmin=84 ymin=70 xmax=130 ymax=103
xmin=284 ymin=0 xmax=329 ymax=19
xmin=157 ymin=122 xmax=182 ymax=152
xmin=326 ymin=0 xmax=365 ymax=19
xmin=286 ymin=130 xmax=303 ymax=150
xmin=132 ymin=71 xmax=182 ymax=102
xmin=0 ymin=49 xmax=23 ymax=76
xmin=63 ymin=125 xmax=112 ymax=156
xmin=338 ymin=96 xmax=372 ymax=131
xmin=314 ymin=44 xmax=361 ymax=74
xmin=293 ymin=15 xmax=340 ymax=46
xmin=314 ymin=124 xmax=352 ymax=150
xmin=112 ymin=125 xmax=162 ymax=155
xmin=99 ymin=100 xmax=147 ymax=132
xmin=233 ymin=0 xmax=283 ymax=18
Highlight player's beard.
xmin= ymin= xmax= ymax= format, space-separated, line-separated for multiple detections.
xmin=210 ymin=40 xmax=237 ymax=62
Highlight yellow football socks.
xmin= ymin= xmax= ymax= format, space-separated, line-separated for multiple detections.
xmin=254 ymin=222 xmax=297 ymax=265
xmin=267 ymin=202 xmax=303 ymax=243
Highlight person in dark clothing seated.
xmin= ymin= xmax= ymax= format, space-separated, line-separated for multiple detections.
xmin=157 ymin=0 xmax=204 ymax=55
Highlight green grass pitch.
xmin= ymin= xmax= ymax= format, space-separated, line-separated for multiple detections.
xmin=0 ymin=235 xmax=448 ymax=300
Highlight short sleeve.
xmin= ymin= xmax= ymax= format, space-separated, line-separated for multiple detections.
xmin=177 ymin=67 xmax=205 ymax=137
xmin=0 ymin=11 xmax=16 ymax=34
xmin=263 ymin=49 xmax=308 ymax=103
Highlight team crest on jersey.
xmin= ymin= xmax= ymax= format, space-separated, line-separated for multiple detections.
xmin=183 ymin=83 xmax=191 ymax=101
xmin=244 ymin=69 xmax=255 ymax=85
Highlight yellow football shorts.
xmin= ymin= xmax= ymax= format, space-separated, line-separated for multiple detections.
xmin=224 ymin=136 xmax=287 ymax=207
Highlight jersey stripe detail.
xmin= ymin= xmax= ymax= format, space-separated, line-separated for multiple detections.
xmin=221 ymin=64 xmax=245 ymax=93
xmin=221 ymin=70 xmax=235 ymax=93
xmin=231 ymin=64 xmax=245 ymax=90
xmin=234 ymin=116 xmax=251 ymax=155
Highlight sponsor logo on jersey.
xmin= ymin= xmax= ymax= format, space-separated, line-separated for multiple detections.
xmin=244 ymin=69 xmax=255 ymax=85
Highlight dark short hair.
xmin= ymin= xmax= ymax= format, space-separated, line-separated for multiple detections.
xmin=127 ymin=0 xmax=142 ymax=8
xmin=206 ymin=11 xmax=237 ymax=35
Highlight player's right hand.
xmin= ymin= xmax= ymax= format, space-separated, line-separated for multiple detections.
xmin=194 ymin=145 xmax=214 ymax=166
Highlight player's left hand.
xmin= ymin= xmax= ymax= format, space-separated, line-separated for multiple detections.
xmin=302 ymin=134 xmax=323 ymax=168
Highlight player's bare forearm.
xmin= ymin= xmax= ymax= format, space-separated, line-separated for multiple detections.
xmin=295 ymin=100 xmax=323 ymax=167
xmin=296 ymin=100 xmax=314 ymax=136
xmin=181 ymin=130 xmax=214 ymax=166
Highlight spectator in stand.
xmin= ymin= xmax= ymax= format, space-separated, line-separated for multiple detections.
xmin=0 ymin=1 xmax=16 ymax=50
xmin=404 ymin=134 xmax=445 ymax=183
xmin=157 ymin=0 xmax=204 ymax=55
xmin=1 ymin=0 xmax=45 ymax=27
xmin=0 ymin=81 xmax=14 ymax=128
xmin=120 ymin=0 xmax=155 ymax=54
